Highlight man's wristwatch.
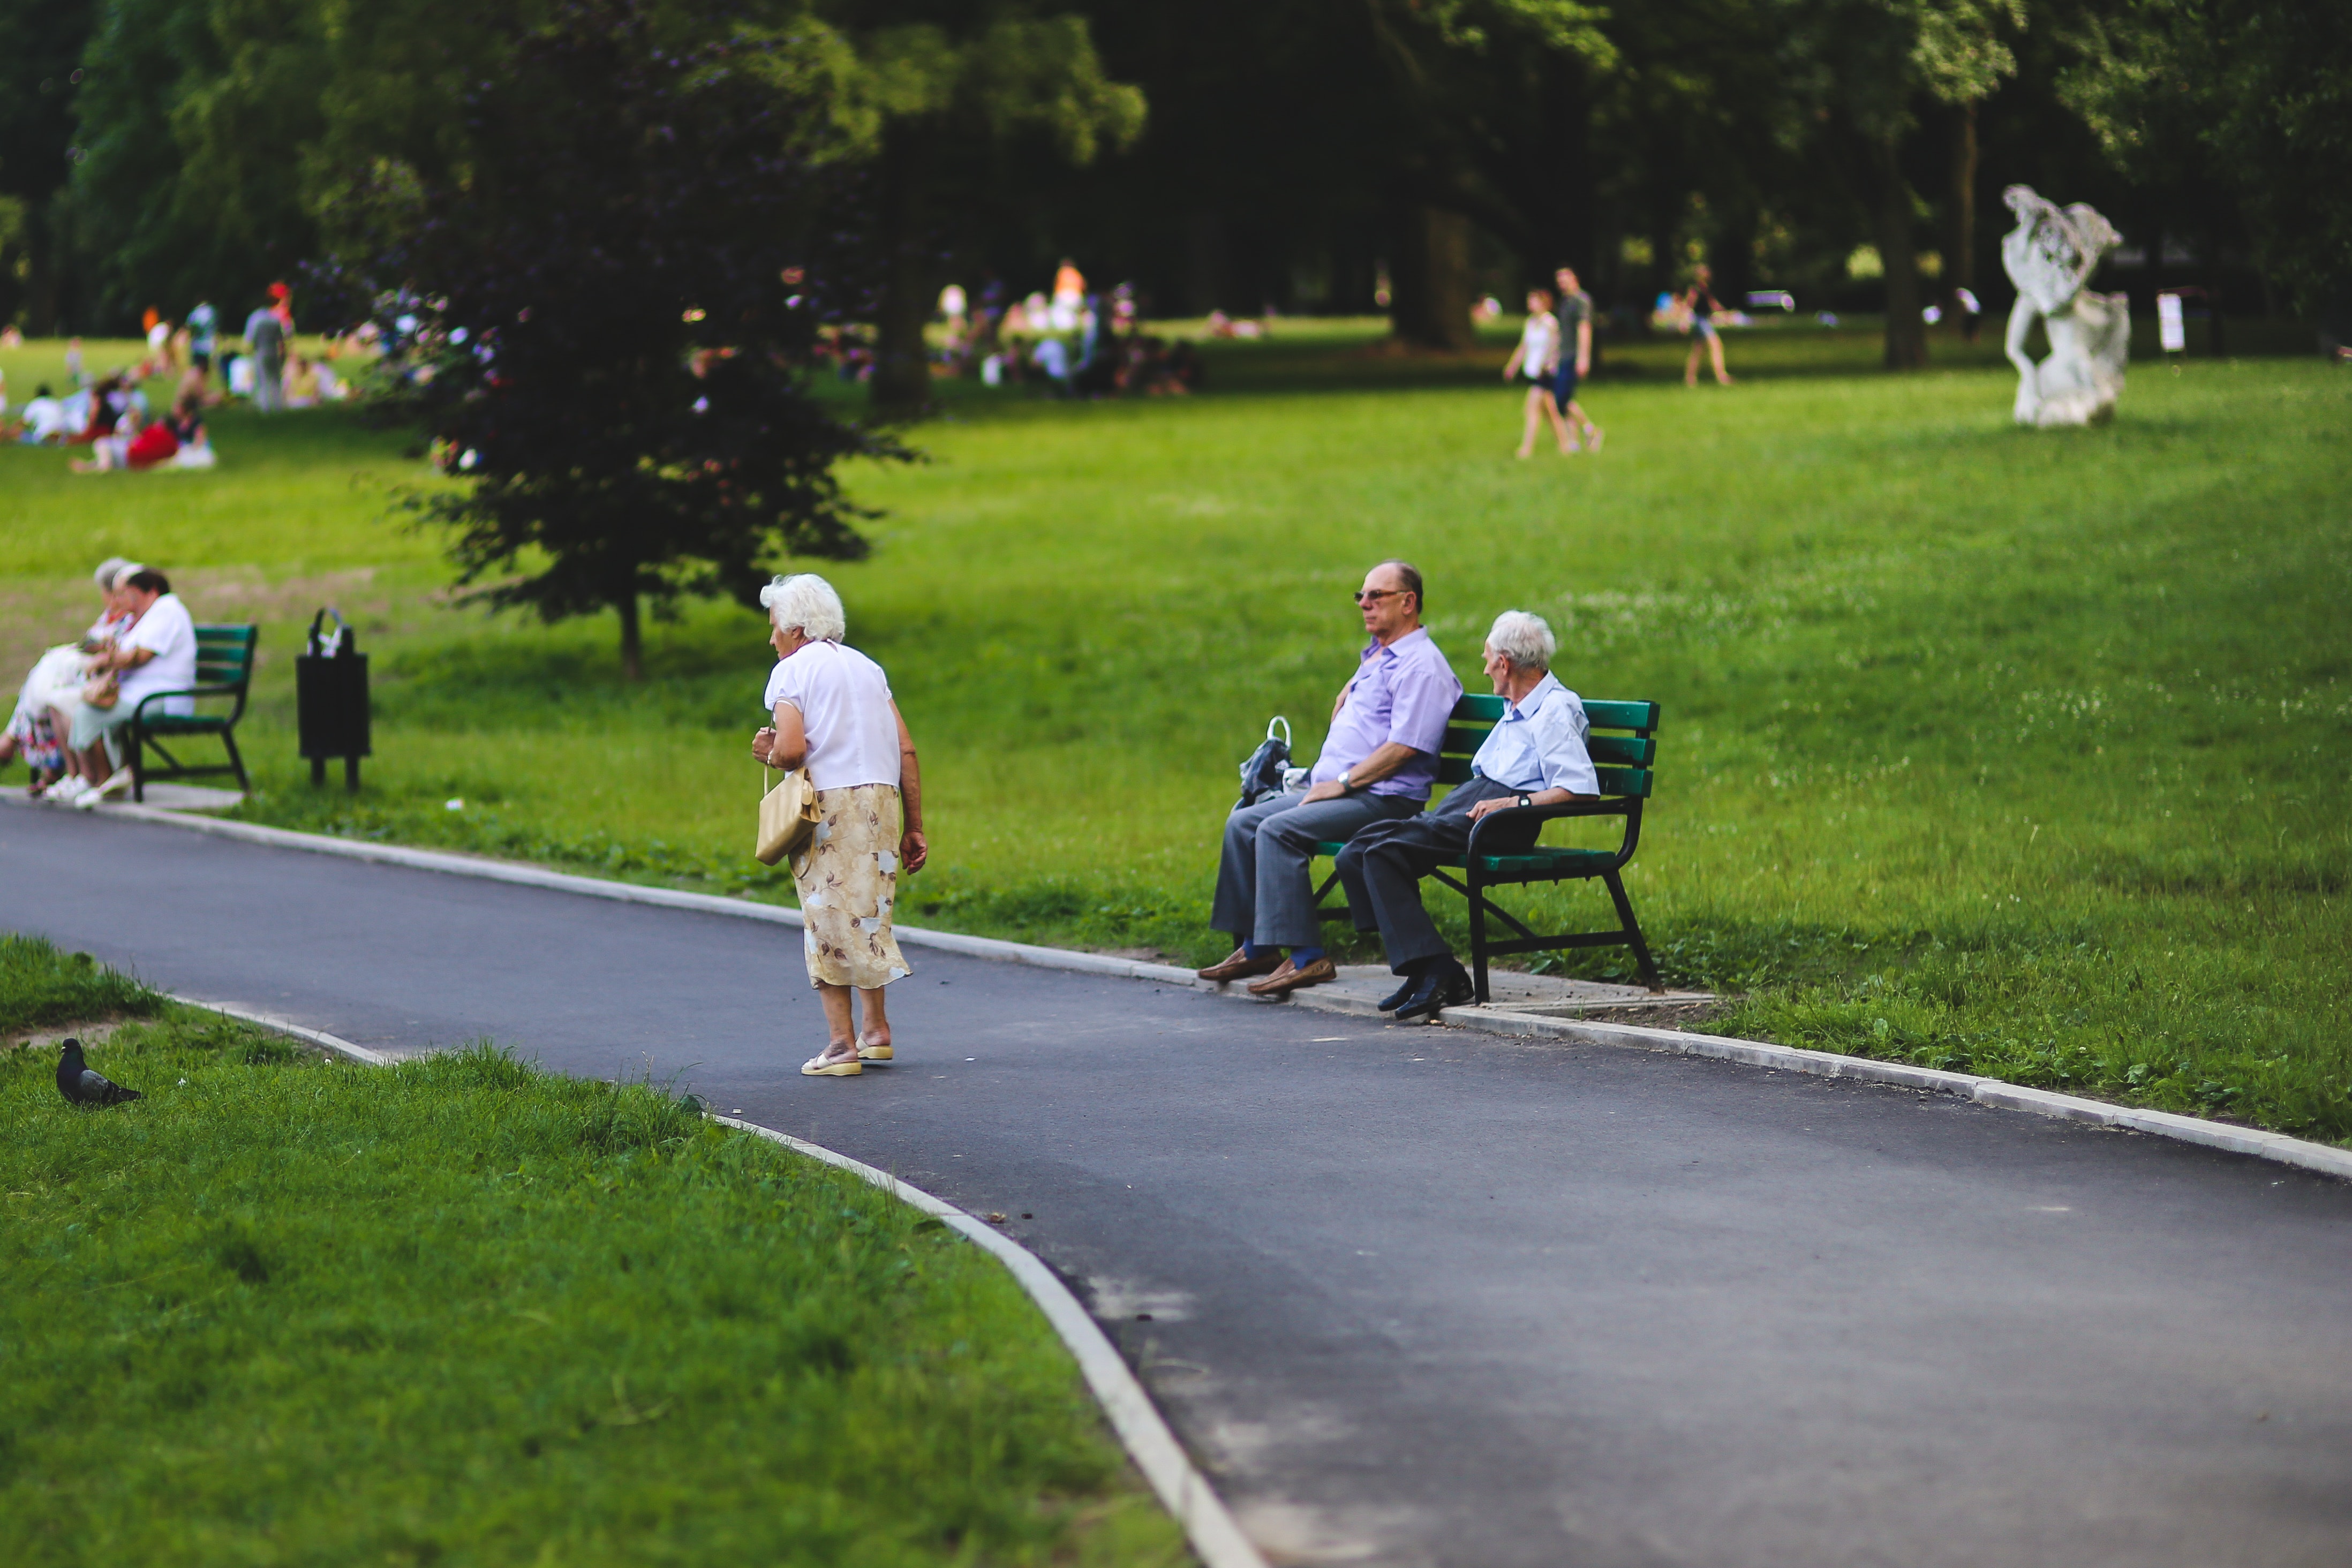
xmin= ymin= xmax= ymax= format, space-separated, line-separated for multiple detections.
xmin=1338 ymin=771 xmax=1355 ymax=795
xmin=1517 ymin=793 xmax=1534 ymax=809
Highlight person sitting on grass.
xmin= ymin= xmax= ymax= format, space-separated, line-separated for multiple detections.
xmin=1333 ymin=610 xmax=1597 ymax=1022
xmin=1198 ymin=560 xmax=1463 ymax=998
xmin=50 ymin=569 xmax=198 ymax=809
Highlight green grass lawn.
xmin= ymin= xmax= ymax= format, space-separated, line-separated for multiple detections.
xmin=3 ymin=326 xmax=2347 ymax=1144
xmin=0 ymin=936 xmax=1183 ymax=1567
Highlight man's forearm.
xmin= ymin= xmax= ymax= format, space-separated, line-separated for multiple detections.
xmin=1344 ymin=741 xmax=1421 ymax=787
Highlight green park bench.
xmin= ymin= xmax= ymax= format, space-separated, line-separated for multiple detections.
xmin=127 ymin=624 xmax=258 ymax=802
xmin=1311 ymin=695 xmax=1663 ymax=1002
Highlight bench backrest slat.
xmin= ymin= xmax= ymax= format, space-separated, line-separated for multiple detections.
xmin=193 ymin=625 xmax=259 ymax=688
xmin=1435 ymin=691 xmax=1659 ymax=800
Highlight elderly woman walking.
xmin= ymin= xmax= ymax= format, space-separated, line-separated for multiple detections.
xmin=751 ymin=574 xmax=928 ymax=1077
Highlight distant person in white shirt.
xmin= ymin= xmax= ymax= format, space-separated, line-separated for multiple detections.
xmin=56 ymin=569 xmax=199 ymax=808
xmin=749 ymin=574 xmax=929 ymax=1079
xmin=12 ymin=385 xmax=71 ymax=444
xmin=1333 ymin=610 xmax=1597 ymax=1021
xmin=1501 ymin=288 xmax=1573 ymax=458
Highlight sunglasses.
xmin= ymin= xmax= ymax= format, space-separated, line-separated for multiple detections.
xmin=1353 ymin=588 xmax=1408 ymax=606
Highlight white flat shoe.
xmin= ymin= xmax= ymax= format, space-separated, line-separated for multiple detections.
xmin=802 ymin=1050 xmax=861 ymax=1077
xmin=856 ymin=1035 xmax=893 ymax=1062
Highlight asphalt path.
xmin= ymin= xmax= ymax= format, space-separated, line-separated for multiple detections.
xmin=9 ymin=805 xmax=2351 ymax=1568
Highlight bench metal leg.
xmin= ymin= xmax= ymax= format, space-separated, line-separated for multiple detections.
xmin=1466 ymin=869 xmax=1490 ymax=1003
xmin=222 ymin=728 xmax=250 ymax=794
xmin=1602 ymin=869 xmax=1663 ymax=993
xmin=128 ymin=726 xmax=144 ymax=803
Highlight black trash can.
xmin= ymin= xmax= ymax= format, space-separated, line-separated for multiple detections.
xmin=296 ymin=609 xmax=371 ymax=791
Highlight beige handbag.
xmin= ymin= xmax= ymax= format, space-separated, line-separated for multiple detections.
xmin=756 ymin=765 xmax=819 ymax=865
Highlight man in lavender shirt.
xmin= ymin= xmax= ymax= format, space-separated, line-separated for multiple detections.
xmin=1201 ymin=560 xmax=1464 ymax=997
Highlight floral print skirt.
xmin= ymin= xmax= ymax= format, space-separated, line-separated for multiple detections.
xmin=792 ymin=782 xmax=913 ymax=990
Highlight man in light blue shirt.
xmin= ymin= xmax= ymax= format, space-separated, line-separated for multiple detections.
xmin=1335 ymin=609 xmax=1596 ymax=1021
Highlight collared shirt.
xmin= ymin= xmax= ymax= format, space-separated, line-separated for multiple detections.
xmin=763 ymin=639 xmax=901 ymax=791
xmin=1470 ymin=672 xmax=1597 ymax=795
xmin=1310 ymin=626 xmax=1463 ymax=801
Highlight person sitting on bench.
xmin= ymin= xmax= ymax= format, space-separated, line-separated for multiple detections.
xmin=1335 ymin=609 xmax=1596 ymax=1021
xmin=1198 ymin=560 xmax=1462 ymax=997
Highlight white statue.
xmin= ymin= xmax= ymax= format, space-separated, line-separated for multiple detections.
xmin=2001 ymin=185 xmax=2130 ymax=427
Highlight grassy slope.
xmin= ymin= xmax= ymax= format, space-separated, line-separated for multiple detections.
xmin=0 ymin=938 xmax=1182 ymax=1567
xmin=2 ymin=330 xmax=2346 ymax=1142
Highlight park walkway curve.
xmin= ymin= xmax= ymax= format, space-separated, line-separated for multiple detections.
xmin=6 ymin=804 xmax=2351 ymax=1568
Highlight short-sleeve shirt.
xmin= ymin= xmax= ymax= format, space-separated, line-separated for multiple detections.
xmin=1310 ymin=627 xmax=1463 ymax=801
xmin=763 ymin=640 xmax=900 ymax=791
xmin=1518 ymin=313 xmax=1558 ymax=379
xmin=116 ymin=593 xmax=198 ymax=718
xmin=1556 ymin=291 xmax=1590 ymax=339
xmin=1470 ymin=673 xmax=1597 ymax=795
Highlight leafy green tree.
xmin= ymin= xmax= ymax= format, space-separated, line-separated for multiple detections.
xmin=2061 ymin=0 xmax=2352 ymax=322
xmin=767 ymin=4 xmax=1144 ymax=410
xmin=0 ymin=0 xmax=95 ymax=331
xmin=374 ymin=0 xmax=899 ymax=679
xmin=1777 ymin=0 xmax=2024 ymax=368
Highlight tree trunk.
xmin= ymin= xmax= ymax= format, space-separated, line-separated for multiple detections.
xmin=1388 ymin=203 xmax=1474 ymax=351
xmin=616 ymin=590 xmax=642 ymax=683
xmin=869 ymin=130 xmax=932 ymax=416
xmin=1877 ymin=134 xmax=1928 ymax=371
xmin=1948 ymin=103 xmax=1980 ymax=341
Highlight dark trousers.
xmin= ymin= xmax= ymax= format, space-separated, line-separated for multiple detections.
xmin=1335 ymin=777 xmax=1537 ymax=974
xmin=1211 ymin=788 xmax=1423 ymax=949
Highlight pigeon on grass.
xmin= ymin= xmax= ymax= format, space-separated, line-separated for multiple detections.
xmin=57 ymin=1039 xmax=142 ymax=1106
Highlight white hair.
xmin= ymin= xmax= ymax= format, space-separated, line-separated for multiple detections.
xmin=758 ymin=572 xmax=846 ymax=643
xmin=109 ymin=560 xmax=146 ymax=590
xmin=1485 ymin=609 xmax=1556 ymax=672
xmin=94 ymin=556 xmax=130 ymax=589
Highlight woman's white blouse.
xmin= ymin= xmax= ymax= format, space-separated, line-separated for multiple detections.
xmin=763 ymin=640 xmax=901 ymax=790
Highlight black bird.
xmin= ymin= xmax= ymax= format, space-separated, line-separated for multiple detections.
xmin=56 ymin=1039 xmax=142 ymax=1106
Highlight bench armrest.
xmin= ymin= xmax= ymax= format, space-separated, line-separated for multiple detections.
xmin=1465 ymin=796 xmax=1634 ymax=860
xmin=132 ymin=682 xmax=244 ymax=720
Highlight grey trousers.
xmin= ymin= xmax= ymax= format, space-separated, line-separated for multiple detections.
xmin=252 ymin=353 xmax=285 ymax=412
xmin=1211 ymin=789 xmax=1423 ymax=949
xmin=1335 ymin=777 xmax=1537 ymax=974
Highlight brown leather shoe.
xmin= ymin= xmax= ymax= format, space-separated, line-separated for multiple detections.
xmin=1246 ymin=955 xmax=1339 ymax=996
xmin=1197 ymin=946 xmax=1285 ymax=982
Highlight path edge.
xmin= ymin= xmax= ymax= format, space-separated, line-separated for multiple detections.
xmin=170 ymin=995 xmax=394 ymax=1065
xmin=715 ymin=1117 xmax=1267 ymax=1568
xmin=81 ymin=800 xmax=2350 ymax=1183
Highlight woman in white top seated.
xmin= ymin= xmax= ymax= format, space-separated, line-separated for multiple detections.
xmin=750 ymin=574 xmax=929 ymax=1078
xmin=3 ymin=557 xmax=136 ymax=795
xmin=56 ymin=567 xmax=199 ymax=808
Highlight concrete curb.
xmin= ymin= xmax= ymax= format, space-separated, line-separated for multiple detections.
xmin=1402 ymin=1005 xmax=2352 ymax=1184
xmin=712 ymin=1117 xmax=1268 ymax=1568
xmin=170 ymin=996 xmax=394 ymax=1065
xmin=63 ymin=798 xmax=2351 ymax=1186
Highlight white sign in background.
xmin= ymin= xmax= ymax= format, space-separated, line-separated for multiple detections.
xmin=2157 ymin=292 xmax=2187 ymax=353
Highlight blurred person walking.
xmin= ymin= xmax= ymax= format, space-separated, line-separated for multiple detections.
xmin=1550 ymin=267 xmax=1604 ymax=451
xmin=1681 ymin=264 xmax=1735 ymax=387
xmin=749 ymin=574 xmax=929 ymax=1078
xmin=187 ymin=301 xmax=218 ymax=382
xmin=243 ymin=295 xmax=288 ymax=412
xmin=1501 ymin=288 xmax=1572 ymax=458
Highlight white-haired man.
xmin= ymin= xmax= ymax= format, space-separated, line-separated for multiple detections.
xmin=1334 ymin=609 xmax=1596 ymax=1021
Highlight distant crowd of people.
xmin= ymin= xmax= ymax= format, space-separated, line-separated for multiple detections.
xmin=2 ymin=558 xmax=199 ymax=806
xmin=0 ymin=282 xmax=363 ymax=471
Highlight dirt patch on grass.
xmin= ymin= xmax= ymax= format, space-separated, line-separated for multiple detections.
xmin=6 ymin=1019 xmax=127 ymax=1052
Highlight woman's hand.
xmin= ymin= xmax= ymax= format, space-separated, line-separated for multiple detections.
xmin=751 ymin=727 xmax=777 ymax=766
xmin=900 ymin=831 xmax=929 ymax=873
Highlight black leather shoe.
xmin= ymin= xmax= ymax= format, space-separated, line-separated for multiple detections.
xmin=1377 ymin=974 xmax=1420 ymax=1012
xmin=1393 ymin=960 xmax=1473 ymax=1023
